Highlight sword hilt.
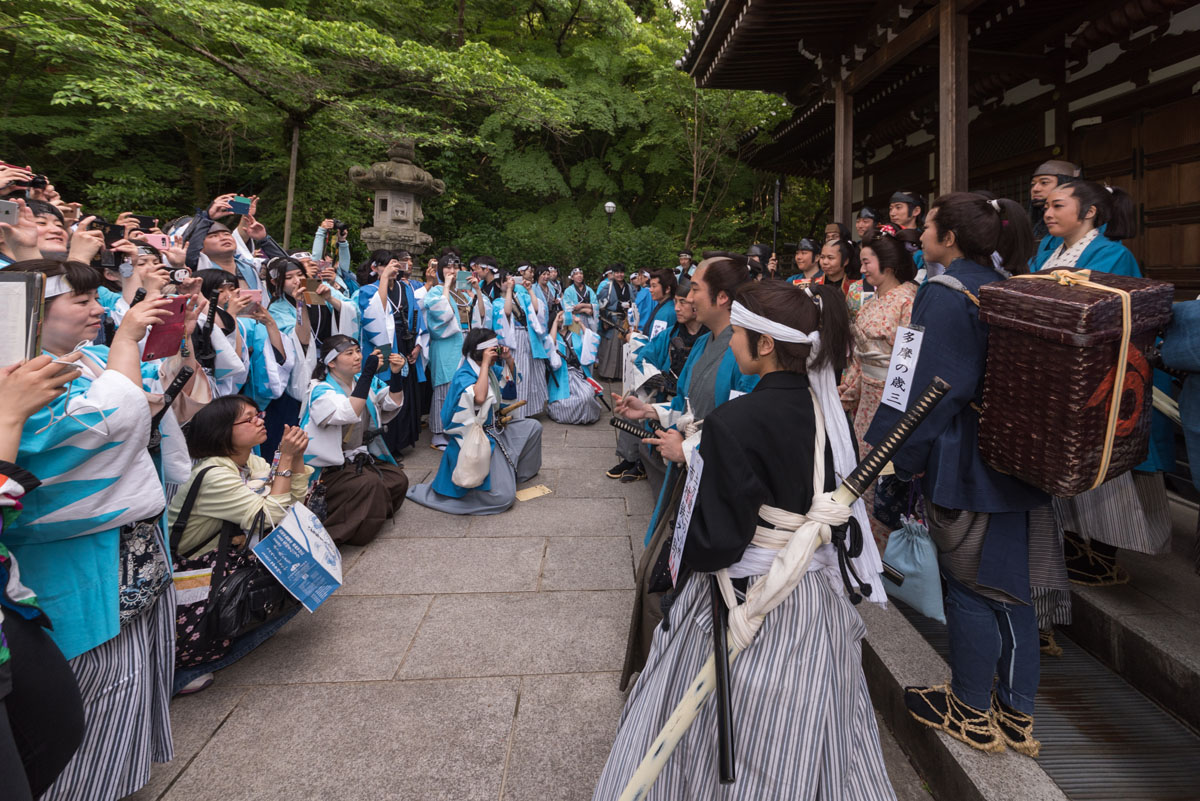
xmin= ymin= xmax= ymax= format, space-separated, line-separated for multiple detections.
xmin=609 ymin=415 xmax=664 ymax=440
xmin=832 ymin=376 xmax=951 ymax=507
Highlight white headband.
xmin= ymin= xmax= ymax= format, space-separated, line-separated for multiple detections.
xmin=729 ymin=301 xmax=814 ymax=345
xmin=44 ymin=274 xmax=73 ymax=298
xmin=324 ymin=343 xmax=357 ymax=365
xmin=476 ymin=337 xmax=498 ymax=351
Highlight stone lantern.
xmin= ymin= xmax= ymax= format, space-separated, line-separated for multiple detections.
xmin=348 ymin=139 xmax=445 ymax=255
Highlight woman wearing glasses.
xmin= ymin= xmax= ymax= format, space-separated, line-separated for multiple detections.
xmin=167 ymin=394 xmax=313 ymax=692
xmin=3 ymin=259 xmax=181 ymax=801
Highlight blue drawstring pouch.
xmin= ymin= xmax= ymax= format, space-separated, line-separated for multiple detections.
xmin=882 ymin=515 xmax=945 ymax=624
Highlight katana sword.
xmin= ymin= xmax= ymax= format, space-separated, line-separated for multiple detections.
xmin=616 ymin=376 xmax=951 ymax=801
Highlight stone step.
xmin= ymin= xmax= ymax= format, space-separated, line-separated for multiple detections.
xmin=860 ymin=601 xmax=1069 ymax=801
xmin=1061 ymin=494 xmax=1200 ymax=732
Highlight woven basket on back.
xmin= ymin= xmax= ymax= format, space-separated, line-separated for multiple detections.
xmin=977 ymin=269 xmax=1174 ymax=498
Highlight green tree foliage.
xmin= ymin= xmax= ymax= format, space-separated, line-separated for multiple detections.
xmin=1 ymin=0 xmax=830 ymax=280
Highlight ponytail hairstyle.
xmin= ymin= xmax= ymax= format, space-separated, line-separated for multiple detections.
xmin=929 ymin=192 xmax=1035 ymax=275
xmin=697 ymin=256 xmax=751 ymax=308
xmin=462 ymin=327 xmax=499 ymax=360
xmin=1058 ymin=179 xmax=1136 ymax=241
xmin=733 ymin=280 xmax=850 ymax=374
xmin=356 ymin=249 xmax=393 ymax=288
xmin=860 ymin=233 xmax=917 ymax=284
xmin=313 ymin=334 xmax=359 ymax=381
xmin=263 ymin=256 xmax=303 ymax=305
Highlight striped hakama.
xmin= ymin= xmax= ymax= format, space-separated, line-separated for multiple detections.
xmin=510 ymin=327 xmax=547 ymax=419
xmin=593 ymin=571 xmax=897 ymax=801
xmin=1053 ymin=471 xmax=1171 ymax=555
xmin=42 ymin=586 xmax=175 ymax=801
xmin=428 ymin=382 xmax=450 ymax=434
xmin=595 ymin=330 xmax=623 ymax=381
xmin=1028 ymin=504 xmax=1072 ymax=629
xmin=548 ymin=367 xmax=603 ymax=425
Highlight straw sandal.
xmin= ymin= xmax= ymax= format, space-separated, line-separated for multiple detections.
xmin=1039 ymin=630 xmax=1063 ymax=657
xmin=905 ymin=684 xmax=1005 ymax=753
xmin=992 ymin=695 xmax=1041 ymax=757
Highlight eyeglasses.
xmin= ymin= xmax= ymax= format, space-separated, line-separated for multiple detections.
xmin=235 ymin=411 xmax=266 ymax=426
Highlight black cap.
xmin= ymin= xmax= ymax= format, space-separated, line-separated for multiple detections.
xmin=795 ymin=238 xmax=817 ymax=253
xmin=858 ymin=206 xmax=878 ymax=220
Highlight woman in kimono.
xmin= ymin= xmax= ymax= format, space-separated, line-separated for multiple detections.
xmin=866 ymin=193 xmax=1049 ymax=756
xmin=593 ymin=280 xmax=894 ymax=801
xmin=300 ymin=336 xmax=408 ymax=545
xmin=502 ymin=266 xmax=550 ymax=420
xmin=838 ymin=229 xmax=919 ymax=542
xmin=546 ymin=311 xmax=603 ymax=425
xmin=355 ymin=256 xmax=426 ymax=454
xmin=1036 ymin=179 xmax=1172 ymax=585
xmin=407 ymin=329 xmax=543 ymax=515
xmin=4 ymin=260 xmax=177 ymax=801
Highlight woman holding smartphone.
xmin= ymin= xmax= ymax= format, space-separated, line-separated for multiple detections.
xmin=3 ymin=259 xmax=180 ymax=801
xmin=407 ymin=328 xmax=542 ymax=515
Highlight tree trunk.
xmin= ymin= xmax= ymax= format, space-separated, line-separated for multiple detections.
xmin=282 ymin=122 xmax=300 ymax=250
xmin=182 ymin=128 xmax=208 ymax=207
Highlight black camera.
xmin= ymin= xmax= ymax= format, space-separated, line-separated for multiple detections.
xmin=171 ymin=268 xmax=191 ymax=284
xmin=332 ymin=219 xmax=350 ymax=234
xmin=28 ymin=174 xmax=48 ymax=190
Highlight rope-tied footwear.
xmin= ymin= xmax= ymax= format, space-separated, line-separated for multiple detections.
xmin=992 ymin=694 xmax=1042 ymax=757
xmin=905 ymin=683 xmax=1005 ymax=753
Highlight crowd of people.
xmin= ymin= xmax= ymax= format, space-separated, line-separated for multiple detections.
xmin=0 ymin=154 xmax=1194 ymax=801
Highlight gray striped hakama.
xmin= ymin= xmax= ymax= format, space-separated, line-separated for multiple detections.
xmin=510 ymin=327 xmax=547 ymax=419
xmin=1028 ymin=504 xmax=1072 ymax=629
xmin=1053 ymin=470 xmax=1171 ymax=555
xmin=429 ymin=382 xmax=451 ymax=434
xmin=593 ymin=571 xmax=897 ymax=801
xmin=406 ymin=418 xmax=542 ymax=515
xmin=595 ymin=329 xmax=623 ymax=381
xmin=42 ymin=585 xmax=175 ymax=801
xmin=548 ymin=367 xmax=603 ymax=425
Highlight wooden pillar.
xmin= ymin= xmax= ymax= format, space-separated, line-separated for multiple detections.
xmin=938 ymin=0 xmax=968 ymax=196
xmin=833 ymin=81 xmax=854 ymax=224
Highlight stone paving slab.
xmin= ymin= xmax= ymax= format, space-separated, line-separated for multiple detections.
xmin=501 ymin=673 xmax=627 ymax=801
xmin=341 ymin=537 xmax=545 ymax=595
xmin=215 ymin=595 xmax=431 ymax=685
xmin=398 ymin=590 xmax=633 ymax=679
xmin=466 ymin=497 xmax=629 ymax=537
xmin=163 ymin=679 xmax=519 ymax=801
xmin=378 ymin=498 xmax=471 ymax=537
xmin=542 ymin=537 xmax=635 ymax=591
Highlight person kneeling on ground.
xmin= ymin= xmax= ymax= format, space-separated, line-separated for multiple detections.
xmin=407 ymin=328 xmax=542 ymax=515
xmin=300 ymin=336 xmax=409 ymax=545
xmin=168 ymin=395 xmax=313 ymax=694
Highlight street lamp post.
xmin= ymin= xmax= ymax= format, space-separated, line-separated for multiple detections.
xmin=604 ymin=201 xmax=616 ymax=237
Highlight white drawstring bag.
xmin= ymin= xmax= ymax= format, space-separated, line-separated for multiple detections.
xmin=451 ymin=395 xmax=494 ymax=488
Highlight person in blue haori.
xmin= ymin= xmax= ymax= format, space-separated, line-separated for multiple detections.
xmin=867 ymin=193 xmax=1050 ymax=757
xmin=422 ymin=254 xmax=473 ymax=449
xmin=595 ymin=264 xmax=633 ymax=380
xmin=355 ymin=253 xmax=426 ymax=454
xmin=640 ymin=269 xmax=678 ymax=341
xmin=1035 ymin=178 xmax=1173 ymax=585
xmin=5 ymin=260 xmax=182 ymax=799
xmin=786 ymin=238 xmax=822 ymax=285
xmin=674 ymin=248 xmax=695 ymax=279
xmin=300 ymin=336 xmax=408 ymax=545
xmin=632 ymin=269 xmax=654 ymax=328
xmin=407 ymin=329 xmax=543 ymax=515
xmin=546 ymin=311 xmax=603 ymax=425
xmin=562 ymin=267 xmax=599 ymax=333
xmin=502 ymin=264 xmax=550 ymax=420
xmin=1027 ymin=159 xmax=1081 ymax=244
xmin=596 ymin=268 xmax=613 ymax=301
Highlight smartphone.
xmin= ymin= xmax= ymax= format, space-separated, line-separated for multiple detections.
xmin=303 ymin=278 xmax=323 ymax=305
xmin=97 ymin=222 xmax=127 ymax=248
xmin=455 ymin=270 xmax=470 ymax=291
xmin=0 ymin=199 xmax=18 ymax=225
xmin=142 ymin=233 xmax=171 ymax=250
xmin=141 ymin=296 xmax=189 ymax=361
xmin=129 ymin=214 xmax=156 ymax=231
xmin=237 ymin=288 xmax=262 ymax=305
xmin=229 ymin=196 xmax=252 ymax=215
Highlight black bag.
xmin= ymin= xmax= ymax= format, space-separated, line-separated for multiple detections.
xmin=170 ymin=467 xmax=297 ymax=665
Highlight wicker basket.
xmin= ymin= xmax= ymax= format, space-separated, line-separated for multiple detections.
xmin=977 ymin=269 xmax=1174 ymax=497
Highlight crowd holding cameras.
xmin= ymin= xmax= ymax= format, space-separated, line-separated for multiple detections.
xmin=0 ymin=150 xmax=1198 ymax=801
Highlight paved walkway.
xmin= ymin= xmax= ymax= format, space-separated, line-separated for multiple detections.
xmin=129 ymin=403 xmax=927 ymax=801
